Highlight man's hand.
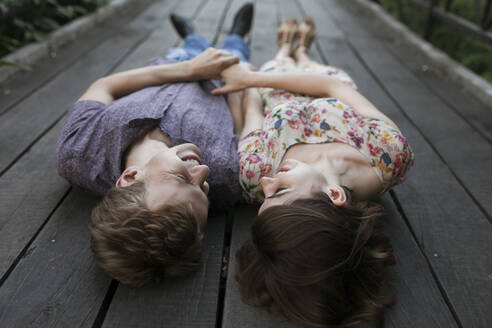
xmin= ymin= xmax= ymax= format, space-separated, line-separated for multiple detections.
xmin=211 ymin=62 xmax=256 ymax=95
xmin=188 ymin=48 xmax=239 ymax=80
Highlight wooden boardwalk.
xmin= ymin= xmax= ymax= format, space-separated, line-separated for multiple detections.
xmin=0 ymin=0 xmax=491 ymax=327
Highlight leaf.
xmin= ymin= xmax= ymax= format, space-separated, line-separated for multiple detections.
xmin=35 ymin=17 xmax=60 ymax=31
xmin=56 ymin=6 xmax=76 ymax=19
xmin=0 ymin=3 xmax=8 ymax=15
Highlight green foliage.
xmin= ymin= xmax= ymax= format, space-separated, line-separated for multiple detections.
xmin=379 ymin=0 xmax=492 ymax=84
xmin=0 ymin=0 xmax=109 ymax=58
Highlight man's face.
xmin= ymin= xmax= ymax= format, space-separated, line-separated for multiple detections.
xmin=140 ymin=143 xmax=210 ymax=228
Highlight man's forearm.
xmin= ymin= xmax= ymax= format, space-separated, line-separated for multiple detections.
xmin=80 ymin=61 xmax=196 ymax=104
xmin=79 ymin=48 xmax=239 ymax=104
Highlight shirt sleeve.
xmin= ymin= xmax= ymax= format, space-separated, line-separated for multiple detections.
xmin=56 ymin=100 xmax=108 ymax=194
xmin=237 ymin=129 xmax=269 ymax=203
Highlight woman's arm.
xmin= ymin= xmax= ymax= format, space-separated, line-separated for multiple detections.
xmin=239 ymin=88 xmax=264 ymax=140
xmin=212 ymin=64 xmax=398 ymax=127
xmin=79 ymin=48 xmax=239 ymax=104
xmin=226 ymin=91 xmax=244 ymax=135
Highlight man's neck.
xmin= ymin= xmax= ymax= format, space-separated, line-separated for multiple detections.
xmin=125 ymin=128 xmax=171 ymax=168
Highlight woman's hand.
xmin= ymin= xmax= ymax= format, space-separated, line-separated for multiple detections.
xmin=211 ymin=62 xmax=256 ymax=95
xmin=188 ymin=48 xmax=240 ymax=80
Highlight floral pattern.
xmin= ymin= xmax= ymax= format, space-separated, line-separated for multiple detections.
xmin=238 ymin=58 xmax=414 ymax=202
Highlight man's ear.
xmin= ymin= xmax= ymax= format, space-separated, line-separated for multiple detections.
xmin=116 ymin=166 xmax=141 ymax=187
xmin=324 ymin=184 xmax=347 ymax=207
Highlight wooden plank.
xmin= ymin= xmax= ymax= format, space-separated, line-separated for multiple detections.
xmin=222 ymin=0 xmax=463 ymax=326
xmin=0 ymin=0 xmax=155 ymax=116
xmin=0 ymin=189 xmax=110 ymax=328
xmin=222 ymin=205 xmax=298 ymax=328
xmin=223 ymin=197 xmax=460 ymax=327
xmin=277 ymin=0 xmax=324 ymax=63
xmin=362 ymin=19 xmax=492 ymax=143
xmin=389 ymin=45 xmax=492 ymax=143
xmin=308 ymin=0 xmax=492 ymax=326
xmin=0 ymin=0 xmax=176 ymax=176
xmin=0 ymin=0 xmax=186 ymax=326
xmin=378 ymin=194 xmax=458 ymax=328
xmin=249 ymin=0 xmax=278 ymax=66
xmin=0 ymin=119 xmax=69 ymax=279
xmin=113 ymin=0 xmax=199 ymax=73
xmin=216 ymin=0 xmax=250 ymax=47
xmin=102 ymin=212 xmax=226 ymax=328
xmin=342 ymin=34 xmax=492 ymax=218
xmin=101 ymin=1 xmax=231 ymax=327
xmin=0 ymin=0 xmax=179 ymax=285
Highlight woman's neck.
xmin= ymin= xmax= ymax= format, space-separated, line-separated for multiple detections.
xmin=282 ymin=143 xmax=381 ymax=197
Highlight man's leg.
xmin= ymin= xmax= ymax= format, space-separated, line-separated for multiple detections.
xmin=167 ymin=13 xmax=212 ymax=61
xmin=166 ymin=34 xmax=212 ymax=61
xmin=220 ymin=34 xmax=250 ymax=62
xmin=220 ymin=3 xmax=253 ymax=62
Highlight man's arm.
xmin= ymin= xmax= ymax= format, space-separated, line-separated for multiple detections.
xmin=212 ymin=63 xmax=398 ymax=128
xmin=79 ymin=48 xmax=239 ymax=104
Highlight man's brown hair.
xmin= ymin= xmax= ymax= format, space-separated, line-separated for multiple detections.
xmin=90 ymin=181 xmax=203 ymax=286
xmin=235 ymin=192 xmax=395 ymax=328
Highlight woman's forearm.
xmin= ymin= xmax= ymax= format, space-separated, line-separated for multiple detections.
xmin=245 ymin=71 xmax=334 ymax=97
xmin=244 ymin=71 xmax=398 ymax=127
xmin=239 ymin=88 xmax=264 ymax=140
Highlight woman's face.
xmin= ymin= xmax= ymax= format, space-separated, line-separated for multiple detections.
xmin=259 ymin=158 xmax=330 ymax=214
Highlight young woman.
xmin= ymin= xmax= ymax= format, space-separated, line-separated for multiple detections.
xmin=213 ymin=18 xmax=414 ymax=327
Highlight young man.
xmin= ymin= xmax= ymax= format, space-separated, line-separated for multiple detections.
xmin=56 ymin=4 xmax=254 ymax=286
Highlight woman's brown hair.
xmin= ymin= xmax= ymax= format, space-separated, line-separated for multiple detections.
xmin=235 ymin=192 xmax=395 ymax=328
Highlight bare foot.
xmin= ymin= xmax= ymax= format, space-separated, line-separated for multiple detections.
xmin=294 ymin=17 xmax=315 ymax=59
xmin=277 ymin=18 xmax=298 ymax=48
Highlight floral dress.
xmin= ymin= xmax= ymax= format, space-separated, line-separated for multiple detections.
xmin=238 ymin=58 xmax=414 ymax=202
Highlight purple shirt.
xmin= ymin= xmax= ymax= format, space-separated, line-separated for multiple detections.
xmin=56 ymin=58 xmax=241 ymax=209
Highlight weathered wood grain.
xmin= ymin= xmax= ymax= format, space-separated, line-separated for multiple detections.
xmin=277 ymin=0 xmax=324 ymax=63
xmin=101 ymin=1 xmax=232 ymax=326
xmin=0 ymin=0 xmax=176 ymax=175
xmin=0 ymin=189 xmax=110 ymax=328
xmin=0 ymin=0 xmax=179 ymax=286
xmin=216 ymin=0 xmax=250 ymax=47
xmin=223 ymin=197 xmax=460 ymax=328
xmin=249 ymin=0 xmax=278 ymax=66
xmin=0 ymin=119 xmax=69 ymax=279
xmin=0 ymin=0 xmax=156 ymax=116
xmin=308 ymin=0 xmax=492 ymax=326
xmin=222 ymin=205 xmax=299 ymax=328
xmin=102 ymin=213 xmax=226 ymax=328
xmin=346 ymin=4 xmax=492 ymax=143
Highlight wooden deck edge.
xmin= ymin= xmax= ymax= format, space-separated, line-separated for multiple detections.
xmin=0 ymin=0 xmax=156 ymax=84
xmin=349 ymin=0 xmax=492 ymax=110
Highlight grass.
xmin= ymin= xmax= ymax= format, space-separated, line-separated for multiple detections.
xmin=379 ymin=0 xmax=492 ymax=83
xmin=0 ymin=0 xmax=109 ymax=60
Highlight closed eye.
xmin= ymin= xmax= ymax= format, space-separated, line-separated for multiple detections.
xmin=267 ymin=188 xmax=290 ymax=199
xmin=173 ymin=173 xmax=193 ymax=185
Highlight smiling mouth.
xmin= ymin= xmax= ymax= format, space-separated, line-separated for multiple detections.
xmin=180 ymin=155 xmax=202 ymax=165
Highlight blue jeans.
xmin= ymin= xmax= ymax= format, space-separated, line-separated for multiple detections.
xmin=166 ymin=34 xmax=250 ymax=62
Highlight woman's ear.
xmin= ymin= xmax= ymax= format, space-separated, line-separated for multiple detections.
xmin=324 ymin=184 xmax=347 ymax=206
xmin=116 ymin=166 xmax=141 ymax=187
